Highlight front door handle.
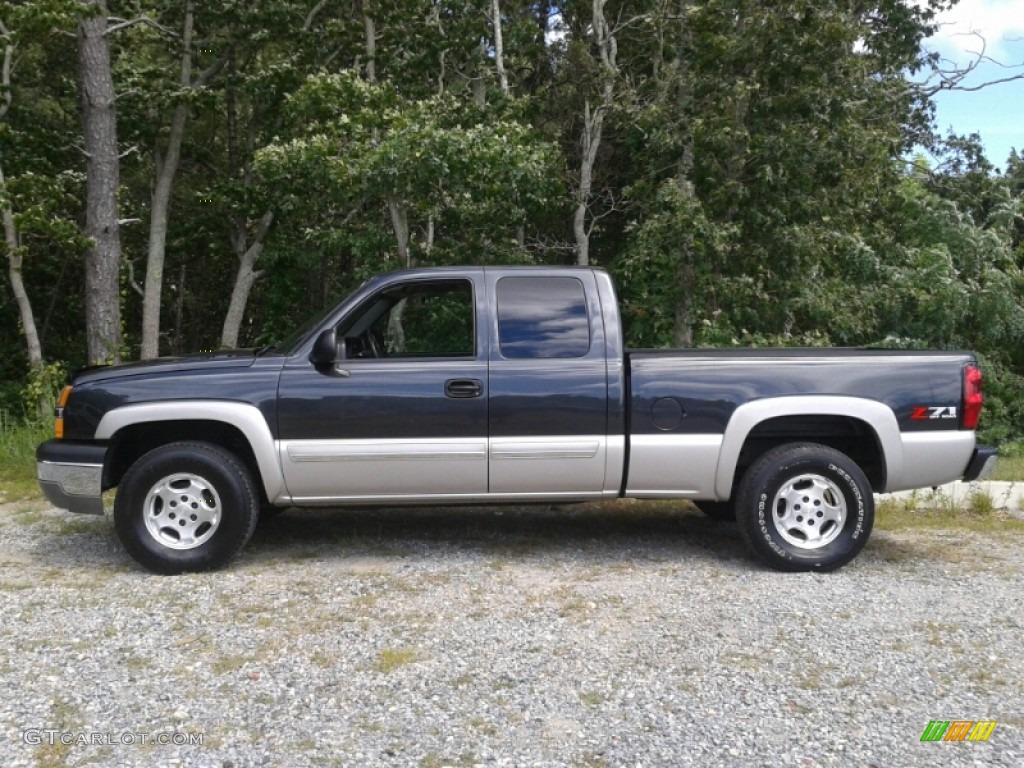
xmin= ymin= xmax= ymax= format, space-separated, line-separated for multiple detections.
xmin=445 ymin=379 xmax=483 ymax=399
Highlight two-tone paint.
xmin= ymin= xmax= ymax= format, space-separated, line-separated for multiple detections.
xmin=274 ymin=268 xmax=625 ymax=503
xmin=37 ymin=266 xmax=995 ymax=517
xmin=625 ymin=349 xmax=982 ymax=497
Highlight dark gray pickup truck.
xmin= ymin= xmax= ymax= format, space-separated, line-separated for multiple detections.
xmin=37 ymin=266 xmax=996 ymax=574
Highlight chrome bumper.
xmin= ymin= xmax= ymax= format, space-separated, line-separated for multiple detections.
xmin=36 ymin=439 xmax=106 ymax=515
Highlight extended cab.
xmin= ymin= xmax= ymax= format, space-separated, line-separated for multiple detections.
xmin=37 ymin=267 xmax=997 ymax=574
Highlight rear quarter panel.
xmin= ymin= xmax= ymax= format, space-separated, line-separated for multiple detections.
xmin=625 ymin=349 xmax=976 ymax=497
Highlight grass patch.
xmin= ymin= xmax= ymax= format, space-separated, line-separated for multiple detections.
xmin=10 ymin=506 xmax=45 ymax=525
xmin=992 ymin=441 xmax=1024 ymax=481
xmin=914 ymin=619 xmax=963 ymax=647
xmin=212 ymin=653 xmax=250 ymax=675
xmin=34 ymin=696 xmax=82 ymax=768
xmin=875 ymin=495 xmax=1024 ymax=533
xmin=373 ymin=647 xmax=421 ymax=673
xmin=422 ymin=754 xmax=479 ymax=768
xmin=52 ymin=516 xmax=104 ymax=535
xmin=0 ymin=415 xmax=49 ymax=501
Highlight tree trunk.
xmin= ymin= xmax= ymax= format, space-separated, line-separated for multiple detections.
xmin=1 ymin=162 xmax=48 ymax=417
xmin=140 ymin=104 xmax=187 ymax=358
xmin=77 ymin=0 xmax=122 ymax=364
xmin=673 ymin=252 xmax=695 ymax=348
xmin=172 ymin=262 xmax=185 ymax=355
xmin=363 ymin=2 xmax=376 ymax=83
xmin=387 ymin=196 xmax=411 ymax=267
xmin=140 ymin=1 xmax=194 ymax=359
xmin=471 ymin=38 xmax=487 ymax=107
xmin=491 ymin=0 xmax=509 ymax=95
xmin=574 ymin=99 xmax=604 ymax=266
xmin=573 ymin=0 xmax=616 ymax=266
xmin=0 ymin=22 xmax=44 ymax=391
xmin=0 ymin=183 xmax=42 ymax=370
xmin=668 ymin=10 xmax=698 ymax=348
xmin=220 ymin=211 xmax=274 ymax=349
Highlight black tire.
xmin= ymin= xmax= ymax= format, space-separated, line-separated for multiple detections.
xmin=695 ymin=500 xmax=737 ymax=521
xmin=114 ymin=441 xmax=259 ymax=574
xmin=734 ymin=442 xmax=873 ymax=572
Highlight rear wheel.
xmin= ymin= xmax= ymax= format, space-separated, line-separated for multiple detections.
xmin=734 ymin=442 xmax=873 ymax=572
xmin=114 ymin=442 xmax=259 ymax=574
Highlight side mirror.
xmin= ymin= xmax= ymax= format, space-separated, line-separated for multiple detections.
xmin=309 ymin=328 xmax=339 ymax=368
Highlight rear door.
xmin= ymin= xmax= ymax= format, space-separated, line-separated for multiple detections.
xmin=486 ymin=272 xmax=611 ymax=496
xmin=277 ymin=275 xmax=488 ymax=503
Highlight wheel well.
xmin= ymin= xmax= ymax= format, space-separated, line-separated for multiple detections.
xmin=104 ymin=420 xmax=266 ymax=503
xmin=732 ymin=415 xmax=885 ymax=494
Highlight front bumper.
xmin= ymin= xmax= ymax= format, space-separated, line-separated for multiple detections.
xmin=963 ymin=445 xmax=998 ymax=482
xmin=36 ymin=439 xmax=107 ymax=515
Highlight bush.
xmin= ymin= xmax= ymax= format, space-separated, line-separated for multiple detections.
xmin=0 ymin=412 xmax=50 ymax=500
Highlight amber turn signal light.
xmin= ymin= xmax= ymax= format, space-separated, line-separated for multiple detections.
xmin=54 ymin=385 xmax=72 ymax=439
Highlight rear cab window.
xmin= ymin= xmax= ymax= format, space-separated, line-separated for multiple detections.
xmin=495 ymin=276 xmax=591 ymax=359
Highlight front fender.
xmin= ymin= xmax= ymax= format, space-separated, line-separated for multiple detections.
xmin=95 ymin=401 xmax=286 ymax=503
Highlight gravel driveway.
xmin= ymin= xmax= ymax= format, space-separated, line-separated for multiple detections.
xmin=0 ymin=500 xmax=1021 ymax=767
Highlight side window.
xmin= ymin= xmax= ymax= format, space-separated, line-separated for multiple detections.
xmin=341 ymin=280 xmax=474 ymax=359
xmin=496 ymin=276 xmax=590 ymax=359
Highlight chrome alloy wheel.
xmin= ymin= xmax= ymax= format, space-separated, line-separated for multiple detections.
xmin=771 ymin=473 xmax=846 ymax=550
xmin=142 ymin=473 xmax=222 ymax=550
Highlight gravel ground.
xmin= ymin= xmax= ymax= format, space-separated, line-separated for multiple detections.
xmin=0 ymin=500 xmax=1021 ymax=768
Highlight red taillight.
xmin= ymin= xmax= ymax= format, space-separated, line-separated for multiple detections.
xmin=962 ymin=365 xmax=983 ymax=430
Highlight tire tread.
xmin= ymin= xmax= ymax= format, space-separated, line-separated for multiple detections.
xmin=114 ymin=441 xmax=259 ymax=574
xmin=734 ymin=442 xmax=873 ymax=572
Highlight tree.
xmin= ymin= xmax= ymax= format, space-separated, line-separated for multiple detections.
xmin=2 ymin=3 xmax=89 ymax=413
xmin=3 ymin=0 xmax=1024 ymax=443
xmin=0 ymin=18 xmax=45 ymax=384
xmin=138 ymin=1 xmax=216 ymax=359
xmin=256 ymin=72 xmax=561 ymax=276
xmin=77 ymin=0 xmax=122 ymax=364
xmin=560 ymin=0 xmax=624 ymax=267
xmin=613 ymin=1 xmax=946 ymax=348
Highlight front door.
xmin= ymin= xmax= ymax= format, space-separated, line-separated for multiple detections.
xmin=277 ymin=276 xmax=488 ymax=503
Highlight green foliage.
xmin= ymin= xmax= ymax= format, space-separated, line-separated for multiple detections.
xmin=253 ymin=69 xmax=564 ymax=345
xmin=21 ymin=361 xmax=67 ymax=419
xmin=991 ymin=441 xmax=1024 ymax=481
xmin=390 ymin=290 xmax=474 ymax=356
xmin=616 ymin=178 xmax=734 ymax=348
xmin=0 ymin=413 xmax=50 ymax=500
xmin=972 ymin=355 xmax=1024 ymax=447
xmin=2 ymin=0 xmax=1024 ymax=444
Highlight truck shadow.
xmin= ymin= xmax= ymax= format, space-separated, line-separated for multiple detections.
xmin=19 ymin=502 xmax=938 ymax=573
xmin=16 ymin=502 xmax=758 ymax=573
xmin=244 ymin=502 xmax=754 ymax=568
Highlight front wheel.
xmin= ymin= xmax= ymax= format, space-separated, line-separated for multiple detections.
xmin=114 ymin=442 xmax=259 ymax=574
xmin=734 ymin=443 xmax=873 ymax=572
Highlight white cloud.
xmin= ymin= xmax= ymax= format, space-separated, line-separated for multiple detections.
xmin=922 ymin=0 xmax=1024 ymax=66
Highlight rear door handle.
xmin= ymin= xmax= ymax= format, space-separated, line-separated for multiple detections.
xmin=445 ymin=379 xmax=483 ymax=398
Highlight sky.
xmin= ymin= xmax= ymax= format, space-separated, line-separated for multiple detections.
xmin=918 ymin=0 xmax=1024 ymax=171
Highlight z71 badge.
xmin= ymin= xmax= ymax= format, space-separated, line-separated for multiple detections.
xmin=910 ymin=405 xmax=958 ymax=420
